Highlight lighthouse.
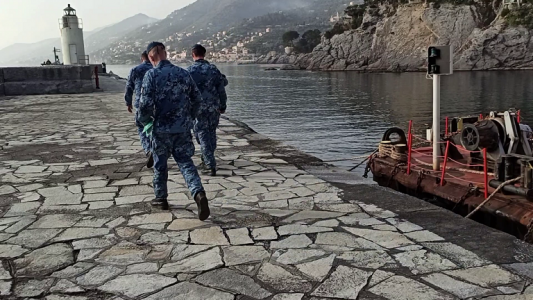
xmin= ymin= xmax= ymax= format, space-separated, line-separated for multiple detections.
xmin=59 ymin=4 xmax=87 ymax=65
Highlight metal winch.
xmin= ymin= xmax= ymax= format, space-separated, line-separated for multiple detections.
xmin=446 ymin=109 xmax=533 ymax=199
xmin=448 ymin=109 xmax=533 ymax=162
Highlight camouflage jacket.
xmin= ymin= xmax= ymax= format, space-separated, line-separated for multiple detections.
xmin=187 ymin=59 xmax=228 ymax=112
xmin=124 ymin=61 xmax=153 ymax=107
xmin=137 ymin=60 xmax=203 ymax=134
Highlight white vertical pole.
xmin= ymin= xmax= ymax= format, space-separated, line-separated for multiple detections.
xmin=433 ymin=74 xmax=441 ymax=171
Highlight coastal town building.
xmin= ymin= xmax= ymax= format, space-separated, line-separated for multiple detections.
xmin=503 ymin=0 xmax=522 ymax=7
xmin=330 ymin=12 xmax=341 ymax=23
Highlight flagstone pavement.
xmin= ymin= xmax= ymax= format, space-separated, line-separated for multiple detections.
xmin=0 ymin=92 xmax=532 ymax=300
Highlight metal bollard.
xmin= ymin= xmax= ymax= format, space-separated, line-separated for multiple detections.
xmin=94 ymin=66 xmax=100 ymax=89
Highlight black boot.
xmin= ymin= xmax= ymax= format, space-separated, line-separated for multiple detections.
xmin=151 ymin=198 xmax=169 ymax=210
xmin=198 ymin=161 xmax=208 ymax=170
xmin=194 ymin=191 xmax=210 ymax=221
xmin=146 ymin=152 xmax=154 ymax=169
xmin=201 ymin=167 xmax=216 ymax=176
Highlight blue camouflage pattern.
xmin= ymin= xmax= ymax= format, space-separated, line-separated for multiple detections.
xmin=138 ymin=60 xmax=203 ymax=133
xmin=187 ymin=59 xmax=228 ymax=169
xmin=187 ymin=59 xmax=227 ymax=112
xmin=152 ymin=132 xmax=203 ymax=199
xmin=125 ymin=61 xmax=153 ymax=108
xmin=137 ymin=60 xmax=205 ymax=199
xmin=135 ymin=111 xmax=152 ymax=154
xmin=194 ymin=110 xmax=220 ymax=169
xmin=125 ymin=61 xmax=153 ymax=154
xmin=222 ymin=74 xmax=229 ymax=89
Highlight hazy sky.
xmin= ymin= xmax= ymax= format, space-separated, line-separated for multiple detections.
xmin=0 ymin=0 xmax=196 ymax=50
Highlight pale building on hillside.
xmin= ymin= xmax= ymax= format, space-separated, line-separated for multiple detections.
xmin=330 ymin=12 xmax=341 ymax=23
xmin=504 ymin=0 xmax=522 ymax=7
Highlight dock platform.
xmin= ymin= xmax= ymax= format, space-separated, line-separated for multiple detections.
xmin=371 ymin=147 xmax=533 ymax=241
xmin=0 ymin=88 xmax=532 ymax=299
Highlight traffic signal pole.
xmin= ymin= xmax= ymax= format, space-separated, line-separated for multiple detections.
xmin=427 ymin=45 xmax=452 ymax=171
xmin=433 ymin=74 xmax=441 ymax=171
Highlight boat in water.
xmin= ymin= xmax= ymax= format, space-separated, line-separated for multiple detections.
xmin=41 ymin=47 xmax=63 ymax=66
xmin=369 ymin=109 xmax=533 ymax=243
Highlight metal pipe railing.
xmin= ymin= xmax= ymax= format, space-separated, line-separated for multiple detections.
xmin=440 ymin=141 xmax=450 ymax=186
xmin=407 ymin=120 xmax=413 ymax=175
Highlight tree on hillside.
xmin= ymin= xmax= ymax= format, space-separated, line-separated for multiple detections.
xmin=294 ymin=38 xmax=309 ymax=53
xmin=293 ymin=29 xmax=321 ymax=53
xmin=282 ymin=31 xmax=300 ymax=47
xmin=302 ymin=29 xmax=321 ymax=48
xmin=345 ymin=4 xmax=367 ymax=29
xmin=324 ymin=4 xmax=366 ymax=39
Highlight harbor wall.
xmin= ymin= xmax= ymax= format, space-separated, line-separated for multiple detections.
xmin=0 ymin=66 xmax=94 ymax=96
xmin=89 ymin=64 xmax=105 ymax=74
xmin=0 ymin=69 xmax=4 ymax=97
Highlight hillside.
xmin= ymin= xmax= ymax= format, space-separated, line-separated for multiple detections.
xmin=85 ymin=14 xmax=158 ymax=54
xmin=91 ymin=0 xmax=352 ymax=63
xmin=128 ymin=0 xmax=309 ymax=40
xmin=291 ymin=0 xmax=533 ymax=71
xmin=0 ymin=13 xmax=157 ymax=66
xmin=0 ymin=38 xmax=60 ymax=66
xmin=241 ymin=0 xmax=353 ymax=55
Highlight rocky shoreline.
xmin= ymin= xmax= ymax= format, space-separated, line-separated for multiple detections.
xmin=256 ymin=3 xmax=533 ymax=72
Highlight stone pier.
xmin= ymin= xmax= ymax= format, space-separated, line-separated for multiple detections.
xmin=0 ymin=66 xmax=94 ymax=96
xmin=0 ymin=89 xmax=532 ymax=299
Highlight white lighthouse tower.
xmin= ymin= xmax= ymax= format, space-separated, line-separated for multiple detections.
xmin=59 ymin=4 xmax=87 ymax=65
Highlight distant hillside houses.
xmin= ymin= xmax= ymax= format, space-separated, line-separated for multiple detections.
xmin=87 ymin=0 xmax=354 ymax=64
xmin=185 ymin=26 xmax=274 ymax=62
xmin=93 ymin=23 xmax=272 ymax=63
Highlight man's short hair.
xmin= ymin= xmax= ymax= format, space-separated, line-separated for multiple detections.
xmin=192 ymin=44 xmax=206 ymax=57
xmin=141 ymin=51 xmax=149 ymax=60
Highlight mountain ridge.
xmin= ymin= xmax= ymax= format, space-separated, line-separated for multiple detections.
xmin=90 ymin=0 xmax=351 ymax=63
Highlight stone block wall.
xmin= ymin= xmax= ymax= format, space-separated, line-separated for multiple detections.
xmin=0 ymin=68 xmax=4 ymax=97
xmin=0 ymin=66 xmax=95 ymax=96
xmin=90 ymin=64 xmax=105 ymax=74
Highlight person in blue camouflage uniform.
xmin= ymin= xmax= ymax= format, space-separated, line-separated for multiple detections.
xmin=137 ymin=41 xmax=210 ymax=220
xmin=187 ymin=44 xmax=228 ymax=176
xmin=124 ymin=51 xmax=154 ymax=167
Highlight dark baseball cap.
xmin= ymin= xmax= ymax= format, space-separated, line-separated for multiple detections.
xmin=192 ymin=44 xmax=206 ymax=52
xmin=146 ymin=42 xmax=165 ymax=53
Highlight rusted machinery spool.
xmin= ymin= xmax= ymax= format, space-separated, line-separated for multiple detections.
xmin=459 ymin=120 xmax=500 ymax=152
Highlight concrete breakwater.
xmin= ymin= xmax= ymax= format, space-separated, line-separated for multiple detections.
xmin=0 ymin=65 xmax=95 ymax=97
xmin=0 ymin=90 xmax=532 ymax=299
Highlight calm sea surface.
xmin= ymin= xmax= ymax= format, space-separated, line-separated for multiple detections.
xmin=108 ymin=64 xmax=533 ymax=173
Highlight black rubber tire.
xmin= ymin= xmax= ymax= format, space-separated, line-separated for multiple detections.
xmin=382 ymin=127 xmax=407 ymax=145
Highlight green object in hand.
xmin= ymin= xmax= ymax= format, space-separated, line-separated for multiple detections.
xmin=143 ymin=121 xmax=153 ymax=137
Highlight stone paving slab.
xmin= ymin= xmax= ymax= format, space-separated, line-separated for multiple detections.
xmin=0 ymin=92 xmax=532 ymax=299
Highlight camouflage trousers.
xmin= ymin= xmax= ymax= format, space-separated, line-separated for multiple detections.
xmin=194 ymin=111 xmax=220 ymax=169
xmin=135 ymin=111 xmax=151 ymax=154
xmin=152 ymin=132 xmax=204 ymax=199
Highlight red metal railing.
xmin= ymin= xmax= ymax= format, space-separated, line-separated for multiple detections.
xmin=483 ymin=148 xmax=488 ymax=198
xmin=440 ymin=140 xmax=450 ymax=186
xmin=94 ymin=66 xmax=100 ymax=89
xmin=407 ymin=120 xmax=413 ymax=175
xmin=406 ymin=117 xmax=492 ymax=198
